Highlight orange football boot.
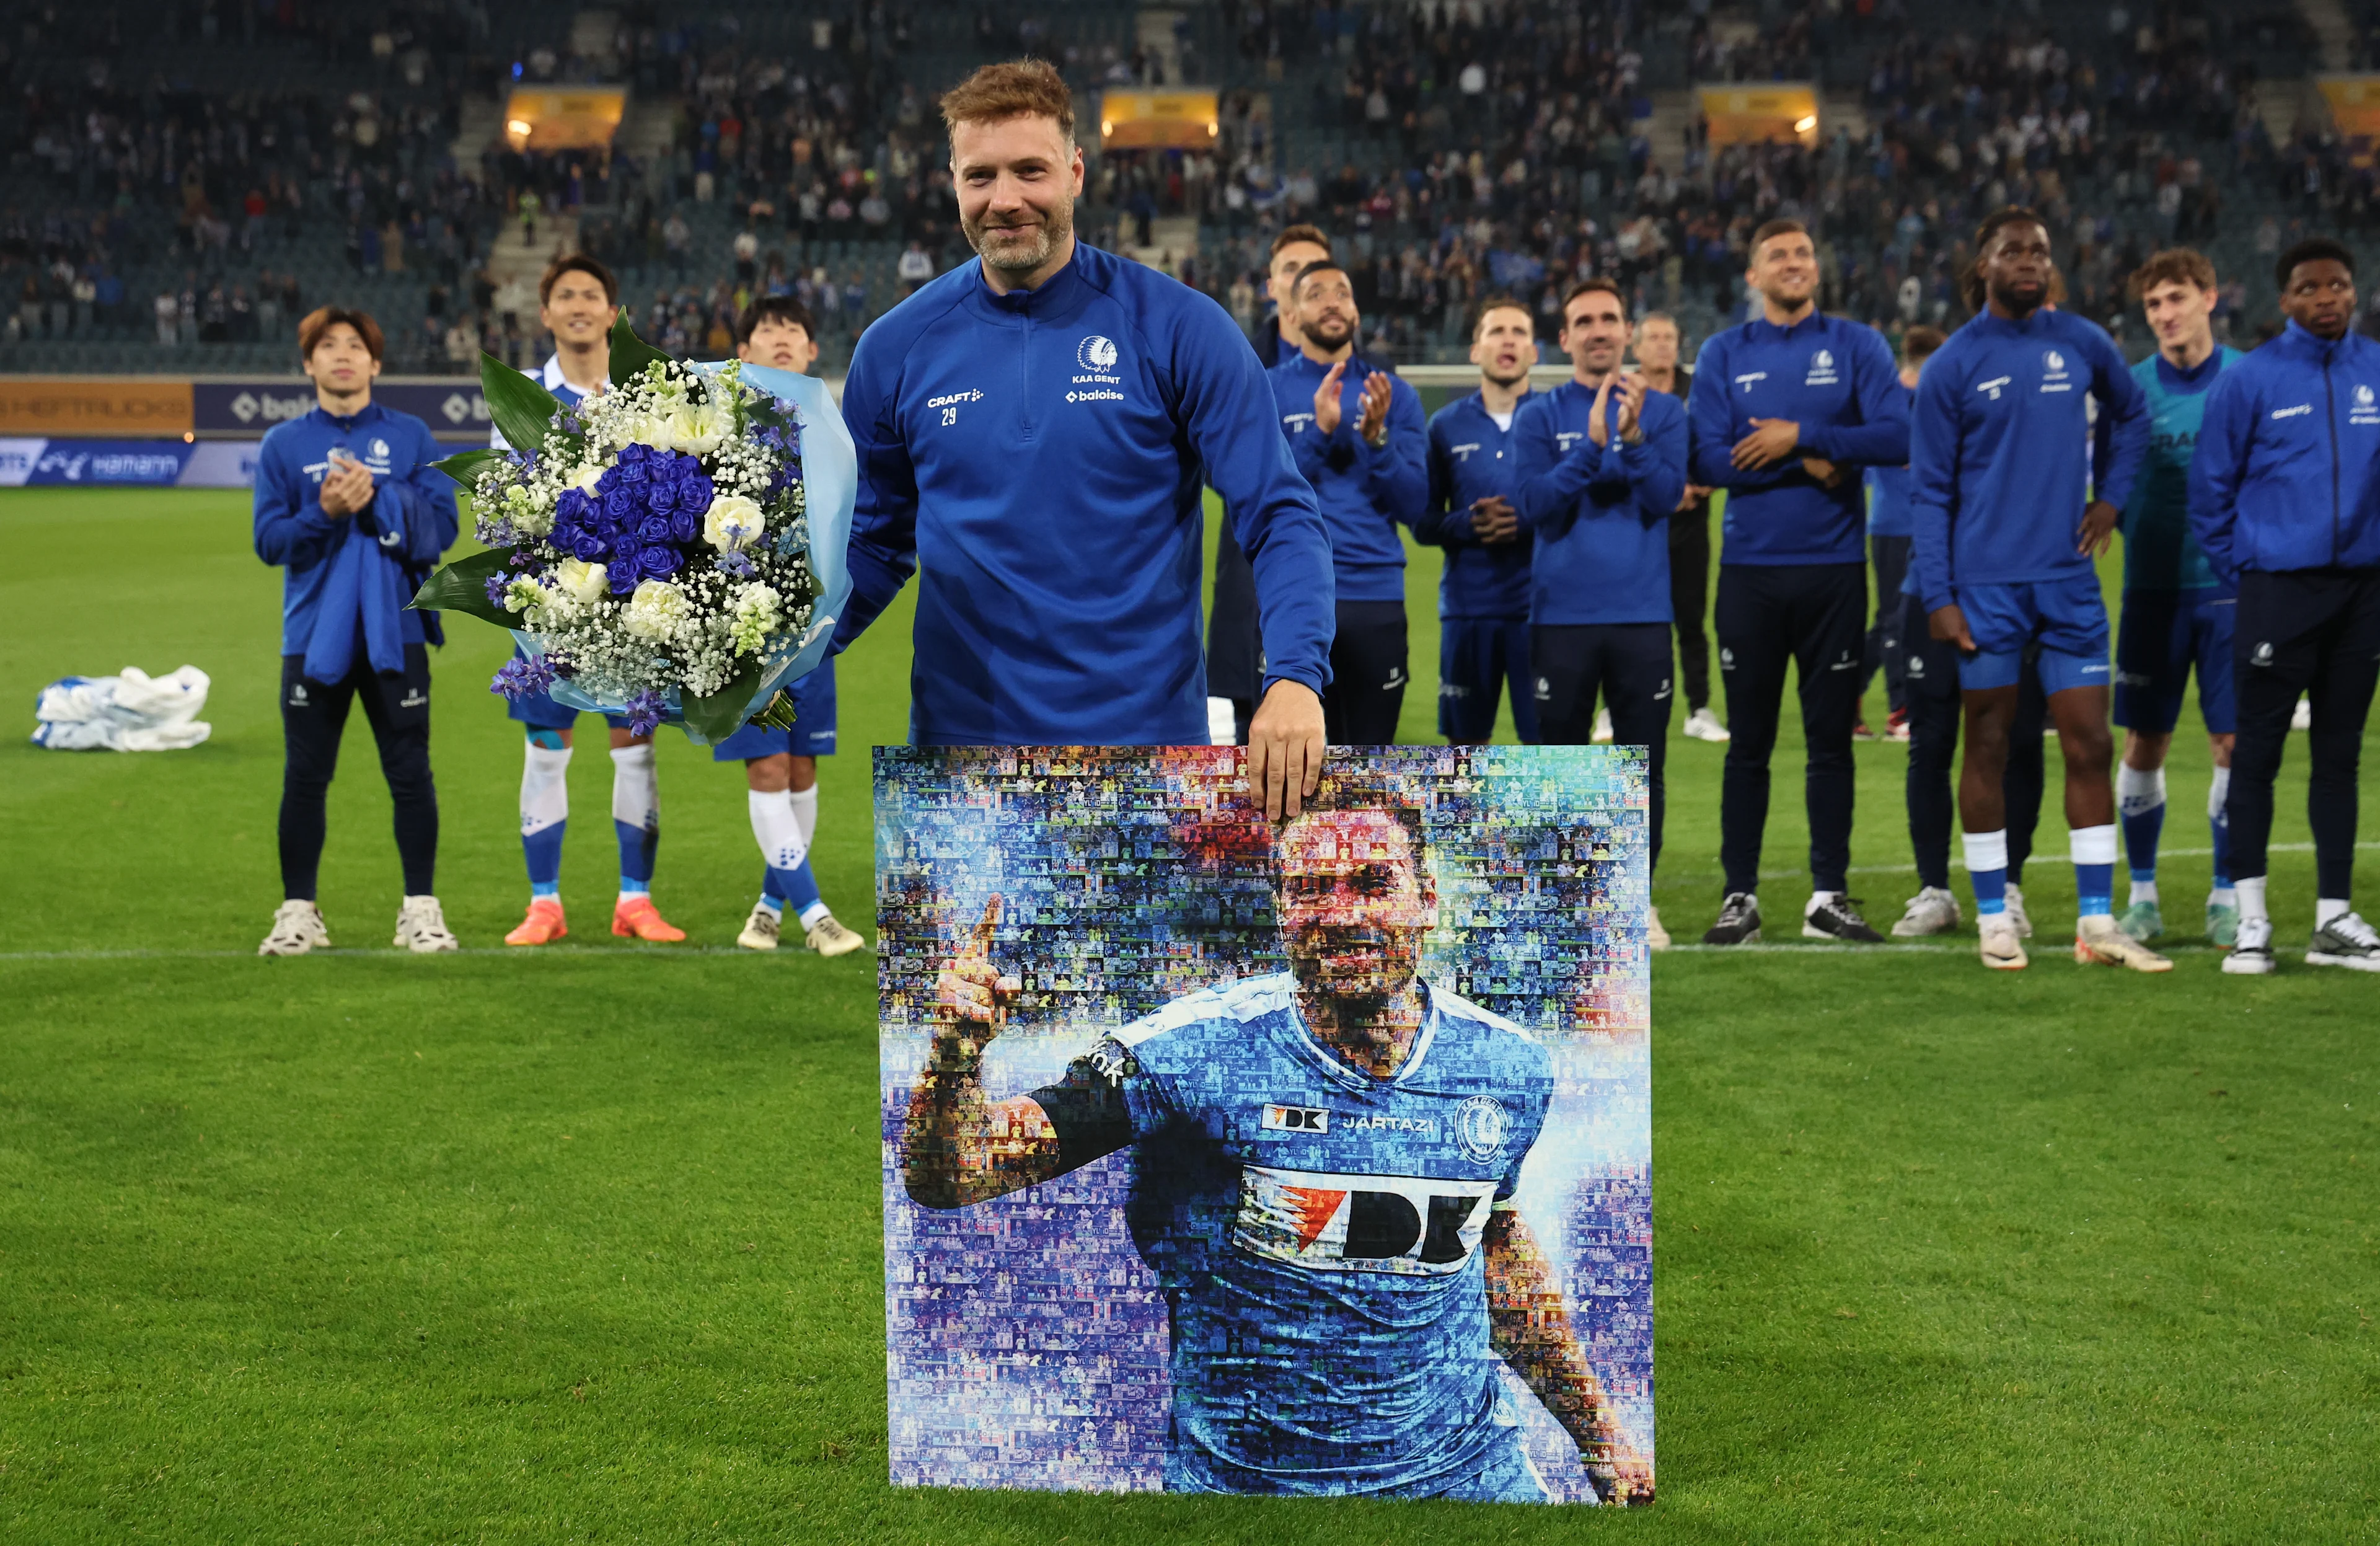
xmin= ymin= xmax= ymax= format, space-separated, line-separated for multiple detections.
xmin=612 ymin=894 xmax=686 ymax=942
xmin=505 ymin=897 xmax=568 ymax=946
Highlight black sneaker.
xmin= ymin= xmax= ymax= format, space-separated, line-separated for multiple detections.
xmin=1802 ymin=894 xmax=1885 ymax=943
xmin=1703 ymin=892 xmax=1762 ymax=945
xmin=2307 ymin=911 xmax=2380 ymax=971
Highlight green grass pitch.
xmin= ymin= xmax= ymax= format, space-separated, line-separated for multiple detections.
xmin=1 ymin=487 xmax=2375 ymax=1543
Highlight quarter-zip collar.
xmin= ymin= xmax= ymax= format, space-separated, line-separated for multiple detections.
xmin=2276 ymin=316 xmax=2351 ymax=364
xmin=311 ymin=400 xmax=386 ymax=434
xmin=1746 ymin=306 xmax=1827 ymax=344
xmin=966 ymin=245 xmax=1090 ymax=325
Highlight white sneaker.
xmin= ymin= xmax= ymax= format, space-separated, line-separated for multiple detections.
xmin=258 ymin=899 xmax=331 ymax=956
xmin=2224 ymin=914 xmax=2276 ymax=974
xmin=2291 ymin=695 xmax=2312 ymax=732
xmin=394 ymin=895 xmax=459 ymax=953
xmin=2074 ymin=913 xmax=2174 ymax=972
xmin=806 ymin=912 xmax=870 ymax=957
xmin=2307 ymin=909 xmax=2380 ymax=971
xmin=1979 ymin=912 xmax=2029 ymax=970
xmin=1891 ymin=886 xmax=1962 ymax=937
xmin=1683 ymin=706 xmax=1730 ymax=742
xmin=1591 ymin=707 xmax=1614 ymax=743
xmin=2002 ymin=883 xmax=2034 ymax=939
xmin=1646 ymin=904 xmax=1671 ymax=951
xmin=737 ymin=901 xmax=782 ymax=951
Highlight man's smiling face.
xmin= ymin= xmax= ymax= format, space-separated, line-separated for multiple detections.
xmin=1276 ymin=810 xmax=1435 ymax=1002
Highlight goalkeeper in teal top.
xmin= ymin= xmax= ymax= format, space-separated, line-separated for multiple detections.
xmin=2114 ymin=249 xmax=2242 ymax=948
xmin=899 ymin=774 xmax=1652 ymax=1504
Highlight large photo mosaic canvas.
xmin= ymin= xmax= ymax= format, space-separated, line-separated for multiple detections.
xmin=876 ymin=745 xmax=1655 ymax=1504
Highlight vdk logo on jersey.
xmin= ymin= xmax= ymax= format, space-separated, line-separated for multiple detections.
xmin=1235 ymin=1165 xmax=1498 ymax=1275
xmin=1805 ymin=348 xmax=1838 ymax=387
xmin=1261 ymin=1103 xmax=1329 ymax=1134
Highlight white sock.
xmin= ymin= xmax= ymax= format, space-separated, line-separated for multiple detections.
xmin=2130 ymin=876 xmax=2160 ymax=906
xmin=521 ymin=743 xmax=571 ymax=833
xmin=2236 ymin=875 xmax=2268 ymax=924
xmin=610 ymin=743 xmax=658 ymax=829
xmin=788 ymin=784 xmax=820 ymax=850
xmin=2207 ymin=766 xmax=2231 ymax=823
xmin=798 ymin=899 xmax=832 ymax=927
xmin=2115 ymin=761 xmax=2166 ymax=816
xmin=1962 ymin=829 xmax=2009 ymax=872
xmin=2318 ymin=898 xmax=2350 ymax=927
xmin=2069 ymin=823 xmax=2119 ymax=866
xmin=748 ymin=787 xmax=809 ymax=871
xmin=756 ymin=893 xmax=784 ymax=917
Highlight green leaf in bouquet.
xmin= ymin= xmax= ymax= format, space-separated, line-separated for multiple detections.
xmin=481 ymin=351 xmax=562 ymax=455
xmin=409 ymin=547 xmax=526 ymax=627
xmin=682 ymin=660 xmax=765 ymax=744
xmin=430 ymin=446 xmax=505 ymax=487
xmin=608 ymin=309 xmax=671 ymax=389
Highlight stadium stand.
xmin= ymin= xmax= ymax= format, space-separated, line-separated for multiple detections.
xmin=4 ymin=0 xmax=2378 ymax=379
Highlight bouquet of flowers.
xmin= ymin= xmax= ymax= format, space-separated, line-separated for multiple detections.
xmin=411 ymin=315 xmax=853 ymax=743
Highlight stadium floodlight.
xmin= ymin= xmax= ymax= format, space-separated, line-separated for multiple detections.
xmin=1794 ymin=114 xmax=1818 ymax=132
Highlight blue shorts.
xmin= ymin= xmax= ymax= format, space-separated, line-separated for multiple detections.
xmin=506 ymin=649 xmax=633 ymax=732
xmin=1437 ymin=616 xmax=1540 ymax=743
xmin=712 ymin=657 xmax=839 ymax=761
xmin=2114 ymin=588 xmax=2236 ymax=736
xmin=1954 ymin=576 xmax=2110 ymax=696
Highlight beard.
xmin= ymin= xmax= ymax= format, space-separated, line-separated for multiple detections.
xmin=1304 ymin=313 xmax=1355 ymax=351
xmin=963 ymin=193 xmax=1074 ymax=276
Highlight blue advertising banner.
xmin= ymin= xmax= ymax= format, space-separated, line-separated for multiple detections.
xmin=192 ymin=379 xmax=491 ymax=442
xmin=21 ymin=440 xmax=195 ymax=485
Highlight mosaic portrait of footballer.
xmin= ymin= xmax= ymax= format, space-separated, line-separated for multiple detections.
xmin=888 ymin=754 xmax=1656 ymax=1506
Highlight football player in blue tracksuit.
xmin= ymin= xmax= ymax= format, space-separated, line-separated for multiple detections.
xmin=1418 ymin=296 xmax=1538 ymax=747
xmin=2110 ymin=249 xmax=2244 ymax=949
xmin=1269 ymin=258 xmax=1430 ymax=743
xmin=1514 ymin=278 xmax=1689 ymax=948
xmin=494 ymin=254 xmax=690 ymax=948
xmin=2188 ymin=236 xmax=2380 ymax=974
xmin=835 ymin=62 xmax=1333 ymax=819
xmin=1910 ymin=206 xmax=2160 ymax=973
xmin=1686 ymin=218 xmax=1910 ymax=945
xmin=901 ymin=777 xmax=1654 ymax=1503
xmin=720 ymin=296 xmax=865 ymax=957
xmin=253 ymin=306 xmax=459 ymax=957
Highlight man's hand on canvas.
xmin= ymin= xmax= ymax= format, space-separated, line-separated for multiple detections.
xmin=930 ymin=896 xmax=1018 ymax=1068
xmin=1248 ymin=678 xmax=1326 ymax=821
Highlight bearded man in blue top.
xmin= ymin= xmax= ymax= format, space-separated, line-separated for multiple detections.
xmin=1909 ymin=207 xmax=2163 ymax=973
xmin=2111 ymin=249 xmax=2244 ymax=948
xmin=901 ymin=772 xmax=1654 ymax=1504
xmin=835 ymin=61 xmax=1333 ymax=819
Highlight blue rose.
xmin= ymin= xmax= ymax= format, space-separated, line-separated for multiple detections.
xmin=607 ymin=563 xmax=639 ymax=594
xmin=556 ymin=488 xmax=592 ymax=521
xmin=640 ymin=544 xmax=684 ymax=578
xmin=617 ymin=457 xmax=649 ymax=485
xmin=646 ymin=479 xmax=680 ymax=513
xmin=602 ymin=488 xmax=640 ymax=521
xmin=571 ymin=530 xmax=607 ymax=562
xmin=680 ymin=475 xmax=714 ymax=514
xmin=637 ymin=513 xmax=675 ymax=544
xmin=619 ymin=443 xmax=648 ymax=465
xmin=668 ymin=508 xmax=701 ymax=543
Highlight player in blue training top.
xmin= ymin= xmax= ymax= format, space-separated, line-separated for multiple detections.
xmin=1269 ymin=258 xmax=1430 ymax=743
xmin=900 ymin=774 xmax=1653 ymax=1505
xmin=1909 ymin=206 xmax=2163 ymax=973
xmin=834 ymin=61 xmax=1333 ymax=819
xmin=2111 ymin=249 xmax=2244 ymax=949
xmin=493 ymin=254 xmax=688 ymax=949
xmin=1417 ymin=295 xmax=1538 ymax=748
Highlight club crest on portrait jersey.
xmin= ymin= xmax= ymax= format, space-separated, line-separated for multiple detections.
xmin=1454 ymin=1095 xmax=1511 ymax=1162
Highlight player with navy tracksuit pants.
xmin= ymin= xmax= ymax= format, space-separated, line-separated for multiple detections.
xmin=1514 ymin=280 xmax=1688 ymax=944
xmin=1269 ymin=258 xmax=1429 ymax=744
xmin=1686 ymin=219 xmax=1909 ymax=944
xmin=1909 ymin=208 xmax=2159 ymax=973
xmin=1419 ymin=299 xmax=1539 ymax=745
xmin=2187 ymin=237 xmax=2380 ymax=973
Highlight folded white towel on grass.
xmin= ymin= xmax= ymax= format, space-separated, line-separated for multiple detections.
xmin=33 ymin=666 xmax=213 ymax=751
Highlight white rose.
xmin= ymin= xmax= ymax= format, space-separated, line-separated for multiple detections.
xmin=623 ymin=579 xmax=690 ymax=641
xmin=553 ymin=557 xmax=609 ymax=604
xmin=569 ymin=462 xmax=606 ymax=493
xmin=703 ymin=492 xmax=767 ymax=551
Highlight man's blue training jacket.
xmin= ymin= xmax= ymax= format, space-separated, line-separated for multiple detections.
xmin=1269 ymin=350 xmax=1428 ymax=603
xmin=833 ymin=241 xmax=1336 ymax=746
xmin=253 ymin=401 xmax=458 ymax=683
xmin=2187 ymin=319 xmax=2380 ymax=585
xmin=1686 ymin=311 xmax=1909 ymax=564
xmin=1416 ymin=387 xmax=1533 ymax=621
xmin=1908 ymin=307 xmax=2149 ymax=615
xmin=1512 ymin=379 xmax=1689 ymax=625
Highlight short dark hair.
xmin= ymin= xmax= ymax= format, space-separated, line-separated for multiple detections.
xmin=1750 ymin=218 xmax=1809 ymax=260
xmin=298 ymin=306 xmax=383 ymax=362
xmin=1279 ymin=771 xmax=1428 ymax=876
xmin=1962 ymin=205 xmax=2050 ymax=312
xmin=539 ymin=252 xmax=618 ymax=306
xmin=1902 ymin=324 xmax=1947 ymax=363
xmin=1470 ymin=294 xmax=1534 ymax=338
xmin=1271 ymin=223 xmax=1331 ymax=260
xmin=736 ymin=294 xmax=818 ymax=345
xmin=1560 ymin=277 xmax=1626 ymax=324
xmin=2131 ymin=248 xmax=2217 ymax=299
xmin=2276 ymin=237 xmax=2355 ymax=291
xmin=1291 ymin=258 xmax=1349 ymax=297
